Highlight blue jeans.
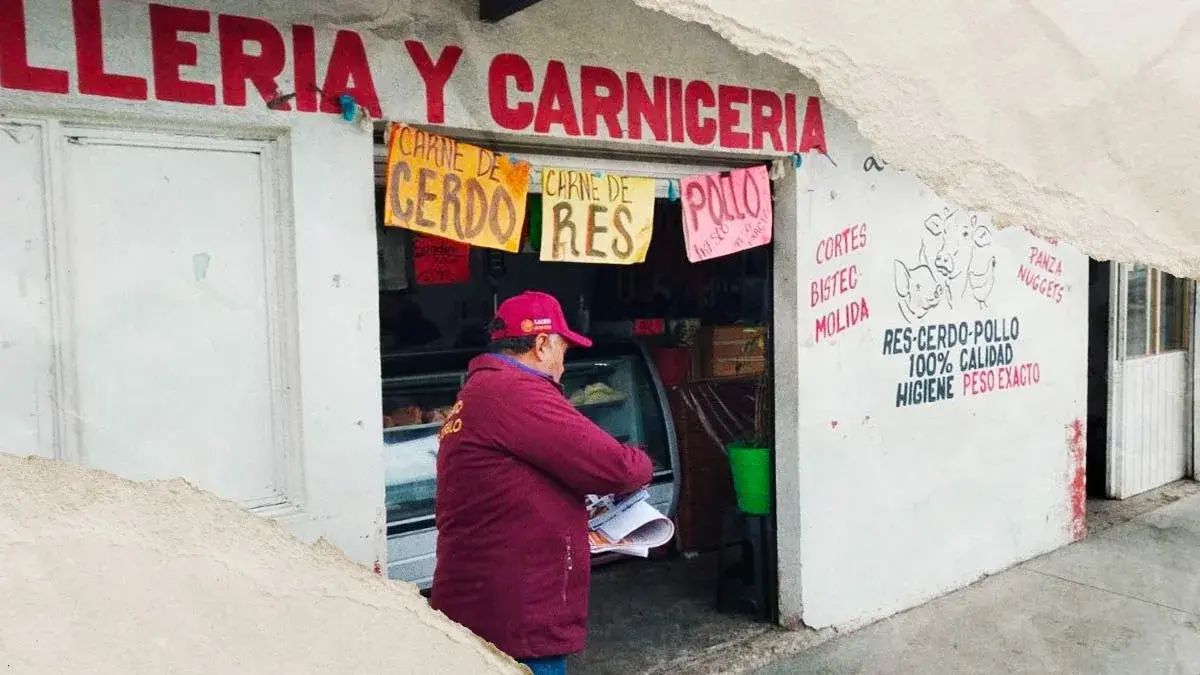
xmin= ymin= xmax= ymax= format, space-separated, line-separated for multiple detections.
xmin=519 ymin=656 xmax=567 ymax=675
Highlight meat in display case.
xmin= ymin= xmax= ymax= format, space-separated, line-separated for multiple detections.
xmin=381 ymin=339 xmax=679 ymax=588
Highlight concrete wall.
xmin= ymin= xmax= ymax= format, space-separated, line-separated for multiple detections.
xmin=0 ymin=0 xmax=813 ymax=571
xmin=783 ymin=107 xmax=1089 ymax=629
xmin=771 ymin=159 xmax=808 ymax=627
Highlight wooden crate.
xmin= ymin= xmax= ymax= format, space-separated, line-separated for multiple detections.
xmin=700 ymin=325 xmax=766 ymax=379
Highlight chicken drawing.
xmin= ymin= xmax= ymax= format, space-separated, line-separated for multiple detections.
xmin=966 ymin=255 xmax=997 ymax=309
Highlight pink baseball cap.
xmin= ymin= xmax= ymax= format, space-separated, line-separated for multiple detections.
xmin=491 ymin=291 xmax=593 ymax=348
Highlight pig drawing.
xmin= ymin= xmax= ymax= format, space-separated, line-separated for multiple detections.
xmin=920 ymin=210 xmax=993 ymax=308
xmin=894 ymin=259 xmax=944 ymax=323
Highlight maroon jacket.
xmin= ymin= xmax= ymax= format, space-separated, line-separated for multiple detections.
xmin=430 ymin=354 xmax=653 ymax=659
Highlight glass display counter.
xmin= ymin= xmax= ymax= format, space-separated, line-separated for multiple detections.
xmin=380 ymin=339 xmax=678 ymax=587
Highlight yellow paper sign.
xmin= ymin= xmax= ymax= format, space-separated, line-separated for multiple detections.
xmin=539 ymin=168 xmax=655 ymax=264
xmin=384 ymin=122 xmax=531 ymax=253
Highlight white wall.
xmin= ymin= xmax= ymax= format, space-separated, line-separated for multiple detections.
xmin=0 ymin=0 xmax=814 ymax=572
xmin=4 ymin=0 xmax=1092 ymax=631
xmin=0 ymin=0 xmax=815 ymax=154
xmin=771 ymin=160 xmax=808 ymax=627
xmin=782 ymin=108 xmax=1089 ymax=629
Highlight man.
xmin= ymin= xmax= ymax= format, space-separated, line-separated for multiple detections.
xmin=430 ymin=291 xmax=653 ymax=675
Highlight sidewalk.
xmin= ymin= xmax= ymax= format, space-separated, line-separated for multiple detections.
xmin=753 ymin=483 xmax=1200 ymax=675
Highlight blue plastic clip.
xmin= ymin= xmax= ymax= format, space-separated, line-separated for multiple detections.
xmin=338 ymin=94 xmax=357 ymax=122
xmin=666 ymin=179 xmax=680 ymax=202
xmin=791 ymin=153 xmax=803 ymax=168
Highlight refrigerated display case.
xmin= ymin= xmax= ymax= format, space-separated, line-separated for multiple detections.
xmin=380 ymin=339 xmax=679 ymax=588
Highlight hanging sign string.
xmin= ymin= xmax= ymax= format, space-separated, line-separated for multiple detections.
xmin=379 ymin=123 xmax=796 ymax=187
xmin=266 ymin=86 xmax=373 ymax=129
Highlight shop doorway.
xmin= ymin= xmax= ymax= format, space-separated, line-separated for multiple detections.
xmin=1086 ymin=260 xmax=1110 ymax=497
xmin=372 ymin=126 xmax=779 ymax=672
xmin=1088 ymin=261 xmax=1195 ymax=499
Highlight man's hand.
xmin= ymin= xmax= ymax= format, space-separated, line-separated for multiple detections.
xmin=615 ymin=484 xmax=651 ymax=502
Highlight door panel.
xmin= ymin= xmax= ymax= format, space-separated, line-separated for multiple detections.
xmin=1117 ymin=352 xmax=1188 ymax=497
xmin=1108 ymin=262 xmax=1192 ymax=498
xmin=62 ymin=135 xmax=281 ymax=505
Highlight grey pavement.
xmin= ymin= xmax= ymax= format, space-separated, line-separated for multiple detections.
xmin=754 ymin=489 xmax=1200 ymax=675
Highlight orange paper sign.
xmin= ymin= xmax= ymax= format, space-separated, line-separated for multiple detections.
xmin=384 ymin=122 xmax=531 ymax=253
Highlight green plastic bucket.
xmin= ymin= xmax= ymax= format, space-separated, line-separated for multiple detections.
xmin=727 ymin=443 xmax=771 ymax=515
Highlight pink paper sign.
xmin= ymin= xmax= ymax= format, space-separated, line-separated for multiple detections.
xmin=680 ymin=165 xmax=773 ymax=262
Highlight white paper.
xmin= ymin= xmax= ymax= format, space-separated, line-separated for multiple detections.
xmin=586 ymin=492 xmax=675 ymax=557
xmin=587 ymin=489 xmax=649 ymax=530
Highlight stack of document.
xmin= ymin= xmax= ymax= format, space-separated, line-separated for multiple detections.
xmin=585 ymin=490 xmax=674 ymax=557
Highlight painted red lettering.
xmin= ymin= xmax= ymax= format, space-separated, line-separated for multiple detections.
xmin=815 ymin=224 xmax=868 ymax=264
xmin=149 ymin=4 xmax=215 ymax=105
xmin=799 ymin=96 xmax=827 ymax=153
xmin=1017 ymin=265 xmax=1065 ymax=304
xmin=218 ymin=14 xmax=286 ymax=107
xmin=809 ymin=264 xmax=859 ymax=308
xmin=1027 ymin=246 xmax=1064 ymax=276
xmin=533 ymin=60 xmax=580 ymax=136
xmin=580 ymin=65 xmax=623 ymax=138
xmin=784 ymin=92 xmax=797 ymax=150
xmin=0 ymin=0 xmax=69 ymax=93
xmin=406 ymin=40 xmax=462 ymax=124
xmin=717 ymin=84 xmax=750 ymax=150
xmin=750 ymin=89 xmax=783 ymax=152
xmin=626 ymin=73 xmax=667 ymax=142
xmin=814 ymin=297 xmax=869 ymax=342
xmin=291 ymin=25 xmax=317 ymax=112
xmin=683 ymin=80 xmax=716 ymax=146
xmin=488 ymin=53 xmax=534 ymax=130
xmin=962 ymin=368 xmax=998 ymax=396
xmin=668 ymin=77 xmax=684 ymax=143
xmin=320 ymin=30 xmax=381 ymax=118
xmin=73 ymin=0 xmax=147 ymax=100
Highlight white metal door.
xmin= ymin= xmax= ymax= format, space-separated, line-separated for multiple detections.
xmin=58 ymin=129 xmax=296 ymax=509
xmin=1107 ymin=263 xmax=1192 ymax=498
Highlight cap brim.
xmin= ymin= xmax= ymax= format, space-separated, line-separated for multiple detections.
xmin=561 ymin=329 xmax=593 ymax=348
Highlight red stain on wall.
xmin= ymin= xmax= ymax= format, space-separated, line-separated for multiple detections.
xmin=1067 ymin=419 xmax=1087 ymax=541
xmin=373 ymin=560 xmax=383 ymax=576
